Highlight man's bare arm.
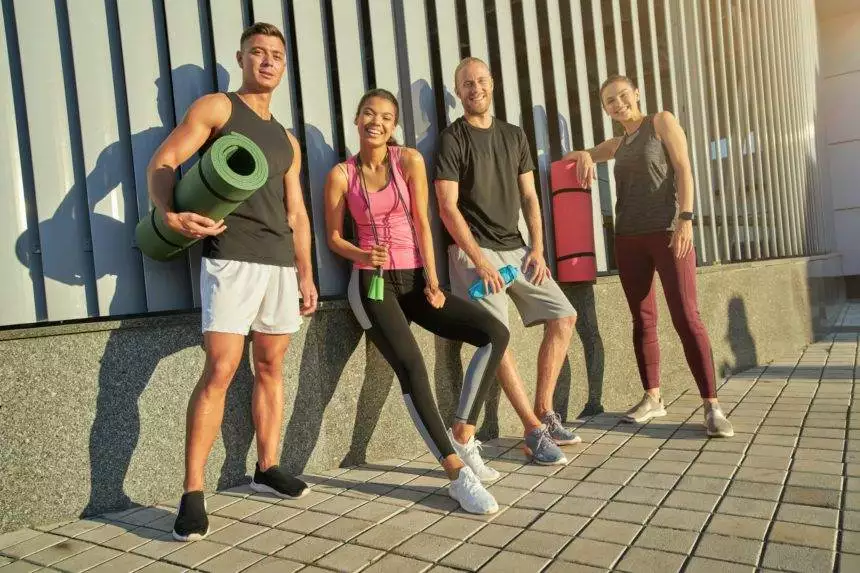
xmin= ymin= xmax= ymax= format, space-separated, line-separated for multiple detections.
xmin=146 ymin=93 xmax=230 ymax=238
xmin=435 ymin=180 xmax=482 ymax=266
xmin=283 ymin=132 xmax=318 ymax=314
xmin=518 ymin=171 xmax=550 ymax=284
xmin=435 ymin=179 xmax=504 ymax=293
xmin=518 ymin=171 xmax=543 ymax=255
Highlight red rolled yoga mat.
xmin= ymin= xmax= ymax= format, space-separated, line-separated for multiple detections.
xmin=550 ymin=159 xmax=597 ymax=282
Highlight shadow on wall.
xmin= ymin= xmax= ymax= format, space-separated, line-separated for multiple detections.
xmin=719 ymin=296 xmax=759 ymax=378
xmin=8 ymin=63 xmax=278 ymax=517
xmin=558 ymin=283 xmax=606 ymax=418
xmin=76 ymin=65 xmax=262 ymax=516
xmin=281 ymin=123 xmax=386 ymax=472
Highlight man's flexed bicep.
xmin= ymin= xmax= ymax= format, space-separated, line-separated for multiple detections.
xmin=146 ymin=93 xmax=231 ymax=239
xmin=147 ymin=93 xmax=229 ymax=211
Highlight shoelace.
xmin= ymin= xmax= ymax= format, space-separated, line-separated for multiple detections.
xmin=461 ymin=438 xmax=486 ymax=462
xmin=462 ymin=470 xmax=487 ymax=496
xmin=532 ymin=427 xmax=556 ymax=455
xmin=545 ymin=411 xmax=565 ymax=432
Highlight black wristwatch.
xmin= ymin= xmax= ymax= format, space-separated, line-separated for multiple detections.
xmin=678 ymin=211 xmax=695 ymax=221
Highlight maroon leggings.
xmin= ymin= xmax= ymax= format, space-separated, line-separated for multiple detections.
xmin=614 ymin=232 xmax=717 ymax=399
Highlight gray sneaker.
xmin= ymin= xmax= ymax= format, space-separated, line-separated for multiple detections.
xmin=704 ymin=404 xmax=734 ymax=438
xmin=541 ymin=411 xmax=582 ymax=445
xmin=623 ymin=393 xmax=667 ymax=423
xmin=524 ymin=426 xmax=568 ymax=465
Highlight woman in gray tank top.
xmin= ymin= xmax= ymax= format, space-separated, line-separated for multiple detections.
xmin=564 ymin=75 xmax=733 ymax=439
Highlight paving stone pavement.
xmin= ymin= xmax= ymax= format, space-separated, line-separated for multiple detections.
xmin=2 ymin=303 xmax=859 ymax=572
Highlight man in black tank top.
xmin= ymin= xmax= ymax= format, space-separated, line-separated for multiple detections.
xmin=146 ymin=23 xmax=317 ymax=542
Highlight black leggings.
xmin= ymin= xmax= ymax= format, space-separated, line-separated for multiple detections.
xmin=348 ymin=268 xmax=509 ymax=460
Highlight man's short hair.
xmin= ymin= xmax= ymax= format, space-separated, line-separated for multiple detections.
xmin=454 ymin=57 xmax=491 ymax=87
xmin=240 ymin=22 xmax=286 ymax=50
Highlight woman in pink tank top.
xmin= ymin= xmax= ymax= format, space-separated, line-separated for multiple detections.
xmin=324 ymin=89 xmax=510 ymax=515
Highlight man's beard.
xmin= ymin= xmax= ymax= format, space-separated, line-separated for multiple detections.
xmin=464 ymin=98 xmax=491 ymax=115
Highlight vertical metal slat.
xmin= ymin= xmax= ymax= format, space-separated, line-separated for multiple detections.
xmin=684 ymin=0 xmax=718 ymax=261
xmin=630 ymin=0 xmax=648 ymax=114
xmin=723 ymin=0 xmax=751 ymax=259
xmin=568 ymin=0 xmax=608 ymax=272
xmin=647 ymin=0 xmax=663 ymax=111
xmin=67 ymin=0 xmax=146 ymax=316
xmin=731 ymin=0 xmax=760 ymax=259
xmin=712 ymin=0 xmax=742 ymax=260
xmin=0 ymin=0 xmax=40 ymax=325
xmin=331 ymin=0 xmax=368 ymax=156
xmin=13 ymin=0 xmax=96 ymax=320
xmin=591 ymin=0 xmax=620 ymax=239
xmin=292 ymin=0 xmax=345 ymax=296
xmin=434 ymin=0 xmax=463 ymax=126
xmin=521 ymin=0 xmax=556 ymax=268
xmin=700 ymin=0 xmax=730 ymax=260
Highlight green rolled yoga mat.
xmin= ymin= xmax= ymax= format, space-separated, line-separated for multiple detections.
xmin=136 ymin=132 xmax=269 ymax=261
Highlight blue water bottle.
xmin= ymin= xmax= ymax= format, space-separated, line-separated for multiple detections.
xmin=468 ymin=264 xmax=519 ymax=300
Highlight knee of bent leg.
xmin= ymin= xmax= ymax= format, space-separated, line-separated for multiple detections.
xmin=486 ymin=319 xmax=510 ymax=351
xmin=551 ymin=314 xmax=576 ymax=338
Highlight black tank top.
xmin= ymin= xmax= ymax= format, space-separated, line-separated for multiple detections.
xmin=202 ymin=92 xmax=295 ymax=266
xmin=612 ymin=115 xmax=679 ymax=236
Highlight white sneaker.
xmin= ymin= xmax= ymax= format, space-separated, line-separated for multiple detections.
xmin=448 ymin=466 xmax=499 ymax=515
xmin=704 ymin=405 xmax=735 ymax=438
xmin=447 ymin=429 xmax=500 ymax=482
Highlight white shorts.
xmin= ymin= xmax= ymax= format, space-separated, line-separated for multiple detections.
xmin=200 ymin=258 xmax=302 ymax=335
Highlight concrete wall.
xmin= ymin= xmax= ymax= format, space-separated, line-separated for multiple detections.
xmin=0 ymin=255 xmax=845 ymax=532
xmin=818 ymin=1 xmax=860 ymax=277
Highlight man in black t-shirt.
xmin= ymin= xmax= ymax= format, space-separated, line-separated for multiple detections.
xmin=435 ymin=58 xmax=579 ymax=465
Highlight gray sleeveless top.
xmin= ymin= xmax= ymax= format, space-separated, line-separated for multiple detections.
xmin=613 ymin=115 xmax=678 ymax=236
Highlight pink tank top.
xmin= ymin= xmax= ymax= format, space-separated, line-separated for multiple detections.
xmin=344 ymin=146 xmax=423 ymax=270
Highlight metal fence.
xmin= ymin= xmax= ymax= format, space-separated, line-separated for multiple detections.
xmin=0 ymin=0 xmax=833 ymax=327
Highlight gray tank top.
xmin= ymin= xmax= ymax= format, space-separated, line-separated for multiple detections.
xmin=612 ymin=115 xmax=678 ymax=236
xmin=203 ymin=92 xmax=295 ymax=266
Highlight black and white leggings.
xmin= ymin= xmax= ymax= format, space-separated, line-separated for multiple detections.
xmin=348 ymin=267 xmax=509 ymax=460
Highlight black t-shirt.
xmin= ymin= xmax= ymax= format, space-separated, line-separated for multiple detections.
xmin=202 ymin=92 xmax=295 ymax=267
xmin=434 ymin=117 xmax=534 ymax=251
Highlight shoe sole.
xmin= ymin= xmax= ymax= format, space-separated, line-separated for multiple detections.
xmin=523 ymin=446 xmax=568 ymax=466
xmin=552 ymin=436 xmax=583 ymax=446
xmin=706 ymin=427 xmax=735 ymax=438
xmin=447 ymin=489 xmax=499 ymax=515
xmin=622 ymin=408 xmax=667 ymax=424
xmin=172 ymin=497 xmax=209 ymax=542
xmin=172 ymin=528 xmax=209 ymax=542
xmin=250 ymin=480 xmax=310 ymax=499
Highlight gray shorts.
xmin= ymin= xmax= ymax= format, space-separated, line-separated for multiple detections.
xmin=448 ymin=244 xmax=577 ymax=328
